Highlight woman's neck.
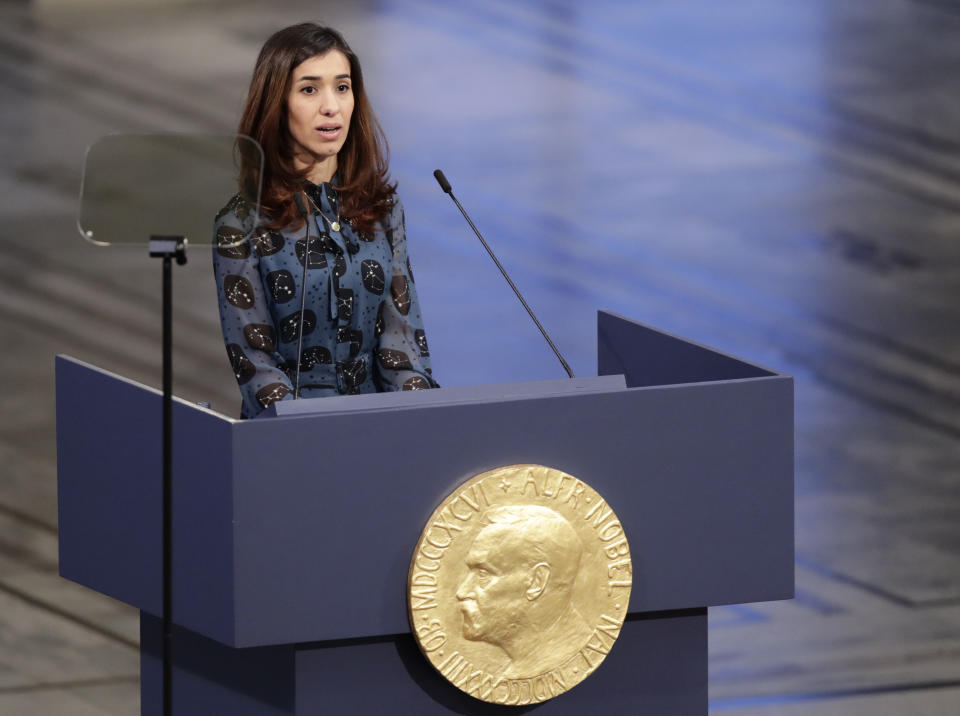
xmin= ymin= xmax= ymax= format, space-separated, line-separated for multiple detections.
xmin=298 ymin=153 xmax=338 ymax=185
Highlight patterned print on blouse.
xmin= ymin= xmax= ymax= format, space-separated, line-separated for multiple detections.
xmin=227 ymin=344 xmax=256 ymax=385
xmin=361 ymin=259 xmax=385 ymax=295
xmin=243 ymin=323 xmax=276 ymax=352
xmin=223 ymin=275 xmax=255 ymax=309
xmin=300 ymin=345 xmax=332 ymax=369
xmin=266 ymin=270 xmax=296 ymax=303
xmin=278 ymin=310 xmax=317 ymax=344
xmin=252 ymin=226 xmax=285 ymax=256
xmin=295 ymin=237 xmax=327 ymax=269
xmin=216 ymin=225 xmax=249 ymax=259
xmin=391 ymin=275 xmax=411 ymax=316
xmin=212 ymin=181 xmax=436 ymax=418
xmin=415 ymin=329 xmax=429 ymax=357
xmin=378 ymin=348 xmax=413 ymax=371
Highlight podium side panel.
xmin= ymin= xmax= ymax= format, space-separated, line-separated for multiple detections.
xmin=57 ymin=357 xmax=162 ymax=613
xmin=295 ymin=611 xmax=706 ymax=714
xmin=56 ymin=357 xmax=236 ymax=642
xmin=598 ymin=310 xmax=777 ymax=387
xmin=229 ymin=375 xmax=792 ymax=646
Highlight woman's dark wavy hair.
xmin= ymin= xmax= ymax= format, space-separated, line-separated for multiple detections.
xmin=238 ymin=23 xmax=395 ymax=233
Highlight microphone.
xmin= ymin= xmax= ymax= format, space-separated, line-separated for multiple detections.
xmin=434 ymin=169 xmax=452 ymax=193
xmin=292 ymin=192 xmax=308 ymax=216
xmin=433 ymin=169 xmax=574 ymax=379
xmin=292 ymin=192 xmax=311 ymax=398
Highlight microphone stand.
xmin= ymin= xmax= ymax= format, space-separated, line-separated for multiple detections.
xmin=433 ymin=169 xmax=574 ymax=379
xmin=148 ymin=235 xmax=187 ymax=716
xmin=293 ymin=193 xmax=311 ymax=398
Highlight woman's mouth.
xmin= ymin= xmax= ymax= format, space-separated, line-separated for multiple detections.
xmin=316 ymin=125 xmax=342 ymax=140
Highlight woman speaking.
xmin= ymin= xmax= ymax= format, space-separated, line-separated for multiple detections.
xmin=213 ymin=23 xmax=436 ymax=418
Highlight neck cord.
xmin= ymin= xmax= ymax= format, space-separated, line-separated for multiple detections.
xmin=306 ymin=191 xmax=341 ymax=232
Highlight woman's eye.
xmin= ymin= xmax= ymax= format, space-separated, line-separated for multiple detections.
xmin=301 ymin=86 xmax=316 ymax=95
xmin=338 ymin=84 xmax=350 ymax=93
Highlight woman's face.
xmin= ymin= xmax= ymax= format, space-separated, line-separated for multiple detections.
xmin=286 ymin=50 xmax=355 ymax=174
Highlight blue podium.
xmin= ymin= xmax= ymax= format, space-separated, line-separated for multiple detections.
xmin=56 ymin=312 xmax=793 ymax=714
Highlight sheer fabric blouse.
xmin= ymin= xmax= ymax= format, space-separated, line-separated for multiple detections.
xmin=212 ymin=181 xmax=436 ymax=418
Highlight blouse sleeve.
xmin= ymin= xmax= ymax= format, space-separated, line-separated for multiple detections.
xmin=374 ymin=199 xmax=439 ymax=391
xmin=212 ymin=202 xmax=295 ymax=417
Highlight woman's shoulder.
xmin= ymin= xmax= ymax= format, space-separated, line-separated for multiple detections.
xmin=215 ymin=193 xmax=257 ymax=227
xmin=213 ymin=194 xmax=263 ymax=259
xmin=384 ymin=191 xmax=405 ymax=230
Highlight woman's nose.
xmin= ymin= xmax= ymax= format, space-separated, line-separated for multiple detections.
xmin=318 ymin=90 xmax=338 ymax=116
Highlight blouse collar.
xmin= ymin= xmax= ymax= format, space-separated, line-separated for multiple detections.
xmin=304 ymin=176 xmax=339 ymax=218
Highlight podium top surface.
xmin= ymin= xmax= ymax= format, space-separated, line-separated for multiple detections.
xmin=260 ymin=374 xmax=628 ymax=418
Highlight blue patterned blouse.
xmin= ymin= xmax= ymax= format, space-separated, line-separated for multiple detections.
xmin=212 ymin=181 xmax=436 ymax=418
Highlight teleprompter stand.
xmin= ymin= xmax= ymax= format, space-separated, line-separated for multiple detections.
xmin=77 ymin=130 xmax=263 ymax=715
xmin=56 ymin=311 xmax=794 ymax=714
xmin=148 ymin=235 xmax=187 ymax=716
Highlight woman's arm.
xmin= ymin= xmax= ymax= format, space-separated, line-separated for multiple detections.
xmin=374 ymin=199 xmax=438 ymax=391
xmin=212 ymin=201 xmax=295 ymax=417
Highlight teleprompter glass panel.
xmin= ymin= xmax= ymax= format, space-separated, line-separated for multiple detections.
xmin=77 ymin=134 xmax=263 ymax=247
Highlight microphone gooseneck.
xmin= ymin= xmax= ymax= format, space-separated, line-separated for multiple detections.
xmin=292 ymin=192 xmax=311 ymax=399
xmin=433 ymin=169 xmax=574 ymax=379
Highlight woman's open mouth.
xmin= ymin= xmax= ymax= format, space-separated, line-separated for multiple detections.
xmin=316 ymin=124 xmax=342 ymax=140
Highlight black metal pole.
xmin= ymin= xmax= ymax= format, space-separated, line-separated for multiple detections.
xmin=161 ymin=251 xmax=173 ymax=716
xmin=149 ymin=236 xmax=186 ymax=716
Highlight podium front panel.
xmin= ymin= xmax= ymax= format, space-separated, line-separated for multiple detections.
xmin=228 ymin=370 xmax=791 ymax=646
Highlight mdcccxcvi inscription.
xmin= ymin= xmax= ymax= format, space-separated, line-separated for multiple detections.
xmin=407 ymin=465 xmax=633 ymax=705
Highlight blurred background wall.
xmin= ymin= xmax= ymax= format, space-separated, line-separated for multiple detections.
xmin=0 ymin=0 xmax=958 ymax=713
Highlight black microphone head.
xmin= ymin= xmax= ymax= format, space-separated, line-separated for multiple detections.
xmin=433 ymin=169 xmax=452 ymax=194
xmin=292 ymin=192 xmax=308 ymax=216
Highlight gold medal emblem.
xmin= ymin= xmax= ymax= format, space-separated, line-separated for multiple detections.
xmin=408 ymin=465 xmax=632 ymax=705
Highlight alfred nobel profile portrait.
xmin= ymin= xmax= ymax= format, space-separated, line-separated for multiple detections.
xmin=455 ymin=505 xmax=593 ymax=679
